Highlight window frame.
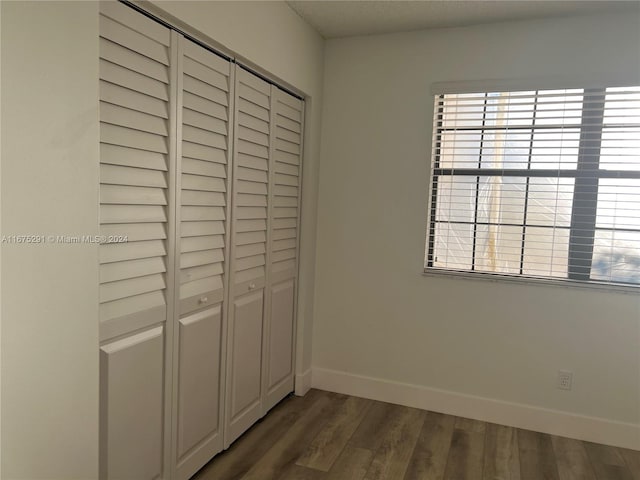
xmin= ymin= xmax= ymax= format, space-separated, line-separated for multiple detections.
xmin=424 ymin=85 xmax=640 ymax=291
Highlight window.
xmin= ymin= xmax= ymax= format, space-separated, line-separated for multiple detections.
xmin=425 ymin=86 xmax=640 ymax=287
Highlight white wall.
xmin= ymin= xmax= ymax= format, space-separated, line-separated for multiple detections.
xmin=1 ymin=2 xmax=100 ymax=478
xmin=0 ymin=0 xmax=324 ymax=478
xmin=148 ymin=0 xmax=325 ymax=388
xmin=314 ymin=10 xmax=640 ymax=447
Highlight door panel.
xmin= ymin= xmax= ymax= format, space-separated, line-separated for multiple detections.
xmin=263 ymin=279 xmax=295 ymax=412
xmin=226 ymin=290 xmax=264 ymax=444
xmin=268 ymin=280 xmax=295 ymax=389
xmin=176 ymin=305 xmax=223 ymax=479
xmin=100 ymin=326 xmax=164 ymax=480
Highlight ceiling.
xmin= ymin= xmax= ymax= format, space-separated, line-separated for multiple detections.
xmin=286 ymin=1 xmax=638 ymax=38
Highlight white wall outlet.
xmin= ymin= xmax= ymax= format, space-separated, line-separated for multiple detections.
xmin=557 ymin=370 xmax=573 ymax=390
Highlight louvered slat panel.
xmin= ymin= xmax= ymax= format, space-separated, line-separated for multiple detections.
xmin=272 ymin=228 xmax=297 ymax=241
xmin=238 ymin=139 xmax=268 ymax=159
xmin=273 ymin=149 xmax=300 ymax=166
xmin=100 ymin=291 xmax=166 ymax=325
xmin=180 ymin=263 xmax=223 ymax=284
xmin=101 ymin=185 xmax=167 ymax=205
xmin=236 ymin=243 xmax=266 ymax=258
xmin=100 ymin=240 xmax=167 ymax=264
xmin=101 ymin=144 xmax=167 ymax=171
xmin=100 ymin=257 xmax=167 ymax=284
xmin=273 ymin=218 xmax=297 ymax=230
xmin=272 ymin=238 xmax=296 ymax=252
xmin=184 ymin=75 xmax=228 ymax=106
xmin=182 ymin=141 xmax=227 ymax=164
xmin=99 ymin=6 xmax=171 ymax=331
xmin=236 ymin=180 xmax=267 ymax=196
xmin=183 ymin=109 xmax=227 ymax=135
xmin=182 ymin=157 xmax=226 ymax=177
xmin=101 ymin=205 xmax=167 ymax=224
xmin=101 ymin=123 xmax=168 ymax=154
xmin=181 ymin=221 xmax=225 ymax=237
xmin=270 ymin=90 xmax=303 ymax=277
xmin=182 ymin=191 xmax=225 ymax=206
xmin=236 ymin=207 xmax=267 ymax=220
xmin=237 ymin=154 xmax=268 ymax=171
xmin=99 ymin=1 xmax=170 ymax=46
xmin=181 ymin=235 xmax=225 ymax=253
xmin=181 ymin=249 xmax=224 ymax=269
xmin=237 ymin=168 xmax=268 ymax=184
xmin=99 ymin=15 xmax=169 ymax=65
xmin=100 ymin=102 xmax=168 ymax=137
xmin=181 ymin=206 xmax=225 ymax=221
xmin=183 ymin=91 xmax=228 ymax=120
xmin=99 ymin=36 xmax=169 ymax=83
xmin=182 ymin=125 xmax=227 ymax=150
xmin=100 ymin=80 xmax=169 ymax=118
xmin=100 ymin=61 xmax=169 ymax=102
xmin=183 ymin=57 xmax=228 ymax=92
xmin=236 ymin=193 xmax=267 ymax=207
xmin=236 ymin=219 xmax=266 ymax=233
xmin=100 ymin=164 xmax=167 ymax=188
xmin=235 ymin=231 xmax=266 ymax=246
xmin=100 ymin=223 xmax=167 ymax=242
xmin=181 ymin=174 xmax=226 ymax=192
xmin=238 ymin=112 xmax=269 ymax=134
xmin=179 ymin=41 xmax=231 ymax=311
xmin=231 ymin=71 xmax=272 ymax=288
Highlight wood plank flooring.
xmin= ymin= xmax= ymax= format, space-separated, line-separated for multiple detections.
xmin=192 ymin=390 xmax=640 ymax=480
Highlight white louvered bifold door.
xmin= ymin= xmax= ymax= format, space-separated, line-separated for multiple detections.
xmin=98 ymin=2 xmax=173 ymax=479
xmin=263 ymin=89 xmax=304 ymax=413
xmin=172 ymin=37 xmax=232 ymax=480
xmin=225 ymin=68 xmax=272 ymax=446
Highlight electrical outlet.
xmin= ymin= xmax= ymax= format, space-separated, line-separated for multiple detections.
xmin=557 ymin=370 xmax=573 ymax=390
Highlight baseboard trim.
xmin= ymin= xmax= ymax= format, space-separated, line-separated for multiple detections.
xmin=294 ymin=368 xmax=312 ymax=396
xmin=312 ymin=367 xmax=640 ymax=450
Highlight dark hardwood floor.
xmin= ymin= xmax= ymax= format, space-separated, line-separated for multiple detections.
xmin=192 ymin=389 xmax=640 ymax=480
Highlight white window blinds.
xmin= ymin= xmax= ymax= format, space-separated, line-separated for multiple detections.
xmin=426 ymin=86 xmax=640 ymax=286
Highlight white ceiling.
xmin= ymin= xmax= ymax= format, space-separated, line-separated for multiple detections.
xmin=286 ymin=1 xmax=638 ymax=38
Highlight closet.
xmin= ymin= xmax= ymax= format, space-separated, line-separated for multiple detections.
xmin=97 ymin=3 xmax=304 ymax=479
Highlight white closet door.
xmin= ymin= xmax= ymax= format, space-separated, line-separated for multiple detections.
xmin=263 ymin=89 xmax=304 ymax=412
xmin=225 ymin=68 xmax=272 ymax=446
xmin=173 ymin=37 xmax=232 ymax=480
xmin=98 ymin=2 xmax=173 ymax=479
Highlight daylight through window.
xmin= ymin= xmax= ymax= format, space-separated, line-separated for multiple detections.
xmin=425 ymin=86 xmax=640 ymax=286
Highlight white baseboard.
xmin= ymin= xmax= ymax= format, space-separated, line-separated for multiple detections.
xmin=312 ymin=367 xmax=640 ymax=450
xmin=294 ymin=368 xmax=312 ymax=396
